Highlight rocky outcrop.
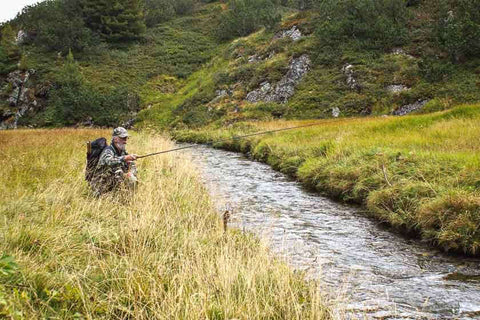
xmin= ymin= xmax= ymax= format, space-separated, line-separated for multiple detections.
xmin=16 ymin=30 xmax=28 ymax=45
xmin=393 ymin=99 xmax=429 ymax=116
xmin=247 ymin=51 xmax=275 ymax=64
xmin=332 ymin=107 xmax=340 ymax=118
xmin=246 ymin=54 xmax=311 ymax=103
xmin=245 ymin=81 xmax=272 ymax=102
xmin=342 ymin=64 xmax=361 ymax=91
xmin=0 ymin=69 xmax=47 ymax=129
xmin=274 ymin=26 xmax=302 ymax=42
xmin=386 ymin=84 xmax=410 ymax=94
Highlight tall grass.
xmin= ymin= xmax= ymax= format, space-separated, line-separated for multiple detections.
xmin=175 ymin=104 xmax=480 ymax=255
xmin=0 ymin=129 xmax=331 ymax=319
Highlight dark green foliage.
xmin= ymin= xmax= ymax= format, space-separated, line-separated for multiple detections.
xmin=435 ymin=0 xmax=480 ymax=61
xmin=16 ymin=0 xmax=94 ymax=53
xmin=144 ymin=0 xmax=176 ymax=27
xmin=217 ymin=0 xmax=281 ymax=40
xmin=173 ymin=0 xmax=196 ymax=15
xmin=81 ymin=0 xmax=146 ymax=42
xmin=418 ymin=56 xmax=454 ymax=82
xmin=47 ymin=51 xmax=92 ymax=125
xmin=0 ymin=25 xmax=20 ymax=74
xmin=46 ymin=51 xmax=137 ymax=126
xmin=316 ymin=0 xmax=410 ymax=50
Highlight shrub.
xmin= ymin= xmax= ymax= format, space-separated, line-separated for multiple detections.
xmin=47 ymin=51 xmax=137 ymax=126
xmin=217 ymin=0 xmax=281 ymax=40
xmin=435 ymin=0 xmax=480 ymax=61
xmin=16 ymin=0 xmax=95 ymax=53
xmin=315 ymin=0 xmax=410 ymax=50
xmin=144 ymin=0 xmax=176 ymax=27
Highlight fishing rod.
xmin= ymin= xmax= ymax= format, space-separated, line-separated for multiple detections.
xmin=136 ymin=122 xmax=323 ymax=159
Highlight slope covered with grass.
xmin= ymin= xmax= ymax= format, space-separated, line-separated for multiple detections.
xmin=175 ymin=104 xmax=480 ymax=255
xmin=0 ymin=129 xmax=331 ymax=319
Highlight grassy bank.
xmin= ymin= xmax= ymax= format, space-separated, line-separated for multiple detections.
xmin=175 ymin=104 xmax=480 ymax=255
xmin=0 ymin=129 xmax=331 ymax=319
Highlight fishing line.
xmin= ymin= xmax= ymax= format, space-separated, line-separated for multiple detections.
xmin=136 ymin=122 xmax=323 ymax=159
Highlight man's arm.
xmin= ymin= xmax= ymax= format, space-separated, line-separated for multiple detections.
xmin=99 ymin=148 xmax=125 ymax=167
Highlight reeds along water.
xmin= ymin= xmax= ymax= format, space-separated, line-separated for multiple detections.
xmin=0 ymin=129 xmax=331 ymax=319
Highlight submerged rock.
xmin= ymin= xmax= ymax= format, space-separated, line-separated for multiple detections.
xmin=393 ymin=99 xmax=429 ymax=116
xmin=245 ymin=54 xmax=311 ymax=103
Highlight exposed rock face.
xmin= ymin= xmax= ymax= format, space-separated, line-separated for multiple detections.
xmin=246 ymin=54 xmax=311 ymax=103
xmin=16 ymin=30 xmax=28 ymax=45
xmin=386 ymin=84 xmax=410 ymax=94
xmin=332 ymin=107 xmax=340 ymax=118
xmin=0 ymin=69 xmax=47 ymax=129
xmin=245 ymin=81 xmax=272 ymax=102
xmin=274 ymin=26 xmax=302 ymax=42
xmin=393 ymin=99 xmax=429 ymax=116
xmin=342 ymin=64 xmax=361 ymax=91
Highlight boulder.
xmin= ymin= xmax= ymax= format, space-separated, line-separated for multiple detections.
xmin=386 ymin=84 xmax=409 ymax=94
xmin=274 ymin=26 xmax=302 ymax=42
xmin=342 ymin=64 xmax=361 ymax=91
xmin=332 ymin=107 xmax=340 ymax=118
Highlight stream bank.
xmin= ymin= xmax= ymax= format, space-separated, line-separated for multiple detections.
xmin=174 ymin=104 xmax=480 ymax=256
xmin=187 ymin=144 xmax=480 ymax=319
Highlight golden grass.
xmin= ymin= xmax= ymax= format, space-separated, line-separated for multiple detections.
xmin=0 ymin=129 xmax=331 ymax=319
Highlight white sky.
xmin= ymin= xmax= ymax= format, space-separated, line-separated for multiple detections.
xmin=0 ymin=0 xmax=43 ymax=23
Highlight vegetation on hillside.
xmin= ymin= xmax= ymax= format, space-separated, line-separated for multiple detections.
xmin=175 ymin=104 xmax=480 ymax=255
xmin=0 ymin=129 xmax=331 ymax=318
xmin=1 ymin=0 xmax=479 ymax=128
xmin=139 ymin=0 xmax=480 ymax=129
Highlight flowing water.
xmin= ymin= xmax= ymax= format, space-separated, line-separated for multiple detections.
xmin=185 ymin=145 xmax=480 ymax=319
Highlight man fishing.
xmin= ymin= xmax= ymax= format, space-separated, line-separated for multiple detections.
xmin=89 ymin=127 xmax=138 ymax=196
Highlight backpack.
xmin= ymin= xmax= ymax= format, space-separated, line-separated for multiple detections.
xmin=85 ymin=137 xmax=108 ymax=181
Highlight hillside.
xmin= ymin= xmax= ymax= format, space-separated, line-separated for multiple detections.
xmin=1 ymin=0 xmax=479 ymax=129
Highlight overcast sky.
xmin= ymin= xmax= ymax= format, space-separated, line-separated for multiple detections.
xmin=0 ymin=0 xmax=43 ymax=23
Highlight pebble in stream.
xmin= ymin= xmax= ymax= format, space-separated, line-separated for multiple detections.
xmin=184 ymin=145 xmax=480 ymax=319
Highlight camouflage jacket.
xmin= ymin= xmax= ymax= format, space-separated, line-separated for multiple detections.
xmin=97 ymin=144 xmax=137 ymax=177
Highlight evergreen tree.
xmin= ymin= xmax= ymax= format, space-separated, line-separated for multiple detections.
xmin=82 ymin=0 xmax=146 ymax=41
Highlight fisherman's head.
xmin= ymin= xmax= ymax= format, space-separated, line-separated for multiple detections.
xmin=112 ymin=127 xmax=129 ymax=151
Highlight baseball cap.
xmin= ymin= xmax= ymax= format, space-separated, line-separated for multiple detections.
xmin=113 ymin=127 xmax=129 ymax=138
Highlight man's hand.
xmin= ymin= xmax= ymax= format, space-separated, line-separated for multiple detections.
xmin=124 ymin=154 xmax=137 ymax=163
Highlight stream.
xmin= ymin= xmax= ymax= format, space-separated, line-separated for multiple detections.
xmin=186 ymin=145 xmax=480 ymax=319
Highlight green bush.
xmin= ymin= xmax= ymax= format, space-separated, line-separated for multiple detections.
xmin=315 ymin=0 xmax=410 ymax=50
xmin=144 ymin=0 xmax=176 ymax=27
xmin=16 ymin=0 xmax=95 ymax=53
xmin=435 ymin=0 xmax=480 ymax=61
xmin=47 ymin=51 xmax=137 ymax=126
xmin=217 ymin=0 xmax=281 ymax=40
